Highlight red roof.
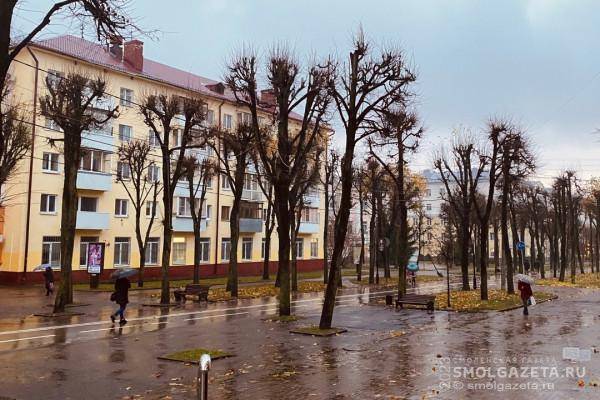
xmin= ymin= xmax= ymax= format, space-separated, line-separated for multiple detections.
xmin=30 ymin=35 xmax=248 ymax=106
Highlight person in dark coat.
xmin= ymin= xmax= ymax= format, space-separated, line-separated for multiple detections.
xmin=518 ymin=280 xmax=533 ymax=316
xmin=111 ymin=277 xmax=131 ymax=325
xmin=43 ymin=266 xmax=54 ymax=296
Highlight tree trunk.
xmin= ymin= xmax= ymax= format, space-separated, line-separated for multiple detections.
xmin=227 ymin=194 xmax=241 ymax=297
xmin=493 ymin=220 xmax=500 ymax=273
xmin=358 ymin=188 xmax=365 ymax=281
xmin=459 ymin=211 xmax=470 ymax=291
xmin=479 ymin=221 xmax=489 ymax=300
xmin=262 ymin=197 xmax=273 ymax=280
xmin=320 ymin=140 xmax=355 ymax=329
xmin=53 ymin=131 xmax=81 ymax=312
xmin=135 ymin=217 xmax=146 ymax=287
xmin=368 ymin=192 xmax=376 ymax=284
xmin=322 ymin=166 xmax=330 ymax=284
xmin=275 ymin=178 xmax=291 ymax=315
xmin=501 ymin=170 xmax=514 ymax=294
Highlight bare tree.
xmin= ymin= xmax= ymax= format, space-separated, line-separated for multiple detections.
xmin=320 ymin=31 xmax=417 ymax=329
xmin=1 ymin=0 xmax=140 ymax=97
xmin=434 ymin=133 xmax=486 ymax=291
xmin=224 ymin=46 xmax=333 ymax=316
xmin=39 ymin=72 xmax=118 ymax=312
xmin=139 ymin=94 xmax=206 ymax=304
xmin=255 ymin=169 xmax=275 ymax=281
xmin=182 ymin=155 xmax=215 ymax=284
xmin=369 ymin=107 xmax=424 ymax=297
xmin=207 ymin=123 xmax=255 ymax=297
xmin=321 ymin=149 xmax=339 ymax=284
xmin=0 ymin=81 xmax=30 ymax=201
xmin=116 ymin=140 xmax=161 ymax=287
xmin=497 ymin=129 xmax=535 ymax=293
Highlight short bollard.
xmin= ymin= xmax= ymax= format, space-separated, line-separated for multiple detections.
xmin=197 ymin=353 xmax=211 ymax=400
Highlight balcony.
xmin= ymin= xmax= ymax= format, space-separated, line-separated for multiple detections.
xmin=77 ymin=171 xmax=112 ymax=191
xmin=174 ymin=181 xmax=205 ymax=198
xmin=242 ymin=189 xmax=263 ymax=202
xmin=303 ymin=193 xmax=320 ymax=207
xmin=82 ymin=127 xmax=114 ymax=152
xmin=76 ymin=211 xmax=110 ymax=230
xmin=298 ymin=222 xmax=319 ymax=234
xmin=173 ymin=216 xmax=208 ymax=233
xmin=239 ymin=218 xmax=262 ymax=233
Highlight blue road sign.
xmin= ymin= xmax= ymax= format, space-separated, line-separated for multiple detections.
xmin=516 ymin=241 xmax=526 ymax=251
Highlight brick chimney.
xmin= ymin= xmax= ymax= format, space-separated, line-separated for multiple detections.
xmin=260 ymin=89 xmax=276 ymax=106
xmin=124 ymin=40 xmax=144 ymax=71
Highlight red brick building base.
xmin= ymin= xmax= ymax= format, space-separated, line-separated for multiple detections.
xmin=0 ymin=259 xmax=324 ymax=285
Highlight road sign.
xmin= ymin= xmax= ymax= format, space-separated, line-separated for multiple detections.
xmin=516 ymin=241 xmax=526 ymax=251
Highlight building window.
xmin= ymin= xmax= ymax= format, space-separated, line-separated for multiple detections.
xmin=206 ymin=110 xmax=215 ymax=126
xmin=147 ymin=164 xmax=160 ymax=182
xmin=221 ymin=174 xmax=230 ymax=190
xmin=178 ymin=197 xmax=193 ymax=217
xmin=146 ymin=201 xmax=157 ymax=217
xmin=120 ymin=88 xmax=133 ymax=107
xmin=221 ymin=205 xmax=230 ymax=221
xmin=172 ymin=239 xmax=186 ymax=264
xmin=427 ymin=217 xmax=432 ymax=226
xmin=115 ymin=199 xmax=128 ymax=217
xmin=242 ymin=237 xmax=253 ymax=260
xmin=223 ymin=114 xmax=233 ymax=130
xmin=204 ymin=176 xmax=212 ymax=189
xmin=243 ymin=173 xmax=258 ymax=191
xmin=114 ymin=237 xmax=130 ymax=266
xmin=117 ymin=161 xmax=131 ymax=180
xmin=237 ymin=112 xmax=251 ymax=125
xmin=42 ymin=152 xmax=59 ymax=172
xmin=295 ymin=238 xmax=304 ymax=259
xmin=79 ymin=197 xmax=98 ymax=212
xmin=310 ymin=240 xmax=318 ymax=258
xmin=490 ymin=232 xmax=495 ymax=240
xmin=426 ymin=189 xmax=431 ymax=197
xmin=261 ymin=238 xmax=267 ymax=259
xmin=301 ymin=207 xmax=319 ymax=224
xmin=80 ymin=149 xmax=104 ymax=172
xmin=119 ymin=124 xmax=132 ymax=141
xmin=40 ymin=194 xmax=57 ymax=213
xmin=202 ymin=204 xmax=212 ymax=220
xmin=172 ymin=129 xmax=183 ymax=147
xmin=199 ymin=238 xmax=210 ymax=262
xmin=79 ymin=236 xmax=99 ymax=268
xmin=145 ymin=237 xmax=160 ymax=265
xmin=426 ymin=203 xmax=432 ymax=211
xmin=221 ymin=238 xmax=231 ymax=261
xmin=148 ymin=130 xmax=160 ymax=147
xmin=42 ymin=236 xmax=61 ymax=267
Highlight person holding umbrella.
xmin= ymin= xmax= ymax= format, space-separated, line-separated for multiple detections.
xmin=43 ymin=266 xmax=54 ymax=296
xmin=110 ymin=268 xmax=136 ymax=325
xmin=516 ymin=273 xmax=534 ymax=316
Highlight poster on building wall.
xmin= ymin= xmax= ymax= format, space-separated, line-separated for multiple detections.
xmin=87 ymin=242 xmax=105 ymax=274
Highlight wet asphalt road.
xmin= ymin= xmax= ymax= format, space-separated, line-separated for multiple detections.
xmin=1 ymin=278 xmax=599 ymax=399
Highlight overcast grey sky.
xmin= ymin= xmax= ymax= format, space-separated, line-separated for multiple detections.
xmin=13 ymin=0 xmax=600 ymax=180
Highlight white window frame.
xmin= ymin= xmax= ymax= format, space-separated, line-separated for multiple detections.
xmin=295 ymin=238 xmax=304 ymax=259
xmin=42 ymin=236 xmax=61 ymax=267
xmin=223 ymin=114 xmax=233 ymax=130
xmin=146 ymin=201 xmax=157 ymax=218
xmin=199 ymin=238 xmax=210 ymax=263
xmin=242 ymin=238 xmax=253 ymax=260
xmin=115 ymin=199 xmax=128 ymax=217
xmin=221 ymin=238 xmax=231 ymax=261
xmin=114 ymin=237 xmax=130 ymax=266
xmin=172 ymin=240 xmax=186 ymax=265
xmin=79 ymin=196 xmax=98 ymax=212
xmin=40 ymin=194 xmax=57 ymax=214
xmin=147 ymin=164 xmax=160 ymax=182
xmin=117 ymin=161 xmax=131 ymax=180
xmin=148 ymin=130 xmax=160 ymax=147
xmin=119 ymin=124 xmax=132 ymax=142
xmin=145 ymin=237 xmax=160 ymax=265
xmin=79 ymin=149 xmax=104 ymax=172
xmin=42 ymin=152 xmax=59 ymax=173
xmin=310 ymin=240 xmax=318 ymax=258
xmin=120 ymin=87 xmax=133 ymax=107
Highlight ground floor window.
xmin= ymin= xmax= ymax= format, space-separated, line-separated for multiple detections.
xmin=221 ymin=238 xmax=231 ymax=261
xmin=295 ymin=238 xmax=304 ymax=259
xmin=242 ymin=237 xmax=253 ymax=260
xmin=42 ymin=236 xmax=61 ymax=267
xmin=79 ymin=236 xmax=99 ymax=268
xmin=114 ymin=237 xmax=130 ymax=266
xmin=199 ymin=238 xmax=210 ymax=262
xmin=310 ymin=239 xmax=318 ymax=258
xmin=145 ymin=237 xmax=160 ymax=265
xmin=172 ymin=238 xmax=186 ymax=264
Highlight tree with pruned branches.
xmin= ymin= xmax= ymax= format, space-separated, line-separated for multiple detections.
xmin=224 ymin=46 xmax=333 ymax=316
xmin=116 ymin=139 xmax=161 ymax=287
xmin=40 ymin=71 xmax=118 ymax=312
xmin=139 ymin=94 xmax=206 ymax=304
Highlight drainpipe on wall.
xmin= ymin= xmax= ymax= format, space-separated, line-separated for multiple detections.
xmin=22 ymin=47 xmax=39 ymax=281
xmin=213 ymin=100 xmax=225 ymax=275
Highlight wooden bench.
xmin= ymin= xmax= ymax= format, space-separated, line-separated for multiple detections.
xmin=174 ymin=284 xmax=211 ymax=303
xmin=395 ymin=294 xmax=435 ymax=313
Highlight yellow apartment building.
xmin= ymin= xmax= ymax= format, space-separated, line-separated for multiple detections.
xmin=0 ymin=35 xmax=324 ymax=284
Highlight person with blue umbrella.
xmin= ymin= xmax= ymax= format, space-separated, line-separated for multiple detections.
xmin=109 ymin=268 xmax=136 ymax=325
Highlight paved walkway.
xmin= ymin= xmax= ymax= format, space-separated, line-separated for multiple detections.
xmin=2 ymin=279 xmax=598 ymax=399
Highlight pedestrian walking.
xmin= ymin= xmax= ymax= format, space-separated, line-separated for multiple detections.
xmin=43 ymin=266 xmax=54 ymax=296
xmin=110 ymin=277 xmax=131 ymax=325
xmin=516 ymin=274 xmax=534 ymax=316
